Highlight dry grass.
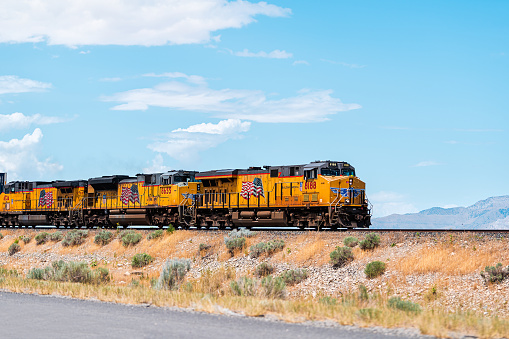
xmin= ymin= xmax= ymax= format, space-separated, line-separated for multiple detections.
xmin=395 ymin=242 xmax=508 ymax=275
xmin=1 ymin=274 xmax=509 ymax=338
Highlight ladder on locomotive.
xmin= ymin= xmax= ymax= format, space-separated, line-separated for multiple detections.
xmin=178 ymin=194 xmax=197 ymax=226
xmin=329 ymin=190 xmax=343 ymax=226
xmin=69 ymin=198 xmax=85 ymax=225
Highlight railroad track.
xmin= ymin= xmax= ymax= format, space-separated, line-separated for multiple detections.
xmin=3 ymin=226 xmax=509 ymax=233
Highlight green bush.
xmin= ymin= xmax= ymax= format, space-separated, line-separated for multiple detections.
xmin=8 ymin=242 xmax=21 ymax=256
xmin=166 ymin=224 xmax=175 ymax=234
xmin=0 ymin=232 xmax=3 ymax=239
xmin=199 ymin=243 xmax=211 ymax=251
xmin=249 ymin=240 xmax=285 ymax=258
xmin=156 ymin=258 xmax=191 ymax=290
xmin=50 ymin=231 xmax=63 ymax=242
xmin=254 ymin=262 xmax=274 ymax=277
xmin=279 ymin=269 xmax=308 ymax=285
xmin=94 ymin=230 xmax=113 ymax=245
xmin=26 ymin=260 xmax=110 ymax=284
xmin=329 ymin=246 xmax=354 ymax=268
xmin=359 ymin=233 xmax=380 ymax=250
xmin=147 ymin=229 xmax=164 ymax=240
xmin=261 ymin=275 xmax=286 ymax=299
xmin=365 ymin=261 xmax=386 ymax=278
xmin=35 ymin=232 xmax=49 ymax=245
xmin=62 ymin=230 xmax=88 ymax=247
xmin=121 ymin=231 xmax=142 ymax=247
xmin=225 ymin=237 xmax=246 ymax=254
xmin=230 ymin=277 xmax=256 ymax=296
xmin=388 ymin=297 xmax=421 ymax=314
xmin=20 ymin=235 xmax=31 ymax=244
xmin=481 ymin=263 xmax=509 ymax=284
xmin=132 ymin=253 xmax=154 ymax=268
xmin=343 ymin=236 xmax=359 ymax=248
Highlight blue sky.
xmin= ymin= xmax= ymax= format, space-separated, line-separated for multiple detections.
xmin=0 ymin=0 xmax=507 ymax=217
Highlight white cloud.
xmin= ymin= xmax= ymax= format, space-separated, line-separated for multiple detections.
xmin=0 ymin=0 xmax=290 ymax=46
xmin=234 ymin=49 xmax=293 ymax=59
xmin=412 ymin=161 xmax=440 ymax=167
xmin=0 ymin=75 xmax=51 ymax=95
xmin=0 ymin=128 xmax=63 ymax=179
xmin=143 ymin=72 xmax=207 ymax=85
xmin=369 ymin=191 xmax=418 ymax=218
xmin=292 ymin=60 xmax=309 ymax=66
xmin=104 ymin=73 xmax=361 ymax=123
xmin=148 ymin=119 xmax=250 ymax=163
xmin=143 ymin=154 xmax=172 ymax=173
xmin=0 ymin=112 xmax=65 ymax=131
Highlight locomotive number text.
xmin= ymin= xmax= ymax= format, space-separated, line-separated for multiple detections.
xmin=304 ymin=182 xmax=317 ymax=190
xmin=160 ymin=187 xmax=172 ymax=194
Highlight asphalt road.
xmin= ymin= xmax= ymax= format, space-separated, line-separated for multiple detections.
xmin=0 ymin=291 xmax=429 ymax=339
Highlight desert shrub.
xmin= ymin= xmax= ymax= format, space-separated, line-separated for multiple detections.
xmin=147 ymin=229 xmax=164 ymax=240
xmin=26 ymin=268 xmax=46 ymax=280
xmin=62 ymin=230 xmax=88 ymax=247
xmin=94 ymin=230 xmax=113 ymax=245
xmin=121 ymin=231 xmax=142 ymax=247
xmin=481 ymin=263 xmax=509 ymax=284
xmin=35 ymin=232 xmax=49 ymax=245
xmin=330 ymin=246 xmax=354 ymax=268
xmin=365 ymin=261 xmax=386 ymax=278
xmin=388 ymin=297 xmax=421 ymax=314
xmin=199 ymin=243 xmax=211 ymax=251
xmin=225 ymin=237 xmax=246 ymax=254
xmin=156 ymin=258 xmax=191 ymax=290
xmin=230 ymin=277 xmax=257 ymax=296
xmin=227 ymin=228 xmax=256 ymax=239
xmin=50 ymin=231 xmax=63 ymax=242
xmin=254 ymin=262 xmax=274 ymax=277
xmin=343 ymin=236 xmax=359 ymax=247
xmin=20 ymin=235 xmax=31 ymax=244
xmin=279 ymin=269 xmax=308 ymax=286
xmin=26 ymin=260 xmax=110 ymax=284
xmin=132 ymin=253 xmax=154 ymax=268
xmin=319 ymin=296 xmax=337 ymax=306
xmin=0 ymin=232 xmax=3 ymax=239
xmin=249 ymin=240 xmax=285 ymax=258
xmin=261 ymin=275 xmax=286 ymax=299
xmin=198 ymin=243 xmax=212 ymax=257
xmin=359 ymin=233 xmax=380 ymax=250
xmin=0 ymin=267 xmax=19 ymax=277
xmin=8 ymin=242 xmax=21 ymax=256
xmin=166 ymin=224 xmax=175 ymax=234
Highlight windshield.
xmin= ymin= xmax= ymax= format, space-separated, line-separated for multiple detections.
xmin=341 ymin=169 xmax=355 ymax=176
xmin=321 ymin=169 xmax=341 ymax=176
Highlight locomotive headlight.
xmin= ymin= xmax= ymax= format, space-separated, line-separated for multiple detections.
xmin=349 ymin=178 xmax=353 ymax=185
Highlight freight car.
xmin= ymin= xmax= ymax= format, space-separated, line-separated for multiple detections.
xmin=0 ymin=160 xmax=371 ymax=230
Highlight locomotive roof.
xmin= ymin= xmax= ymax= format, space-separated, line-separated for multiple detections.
xmin=52 ymin=180 xmax=87 ymax=188
xmin=196 ymin=160 xmax=353 ymax=178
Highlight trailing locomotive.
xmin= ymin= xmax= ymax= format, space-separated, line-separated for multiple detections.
xmin=0 ymin=160 xmax=371 ymax=230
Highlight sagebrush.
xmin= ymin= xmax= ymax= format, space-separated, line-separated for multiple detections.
xmin=330 ymin=246 xmax=354 ymax=267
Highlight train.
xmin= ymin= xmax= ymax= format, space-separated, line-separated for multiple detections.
xmin=0 ymin=160 xmax=371 ymax=230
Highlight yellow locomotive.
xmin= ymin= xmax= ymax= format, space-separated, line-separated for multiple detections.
xmin=0 ymin=161 xmax=371 ymax=230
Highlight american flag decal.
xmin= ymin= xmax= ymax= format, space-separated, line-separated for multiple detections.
xmin=121 ymin=184 xmax=140 ymax=205
xmin=241 ymin=177 xmax=265 ymax=199
xmin=38 ymin=190 xmax=53 ymax=207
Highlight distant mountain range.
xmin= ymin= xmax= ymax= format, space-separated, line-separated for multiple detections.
xmin=371 ymin=196 xmax=509 ymax=229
